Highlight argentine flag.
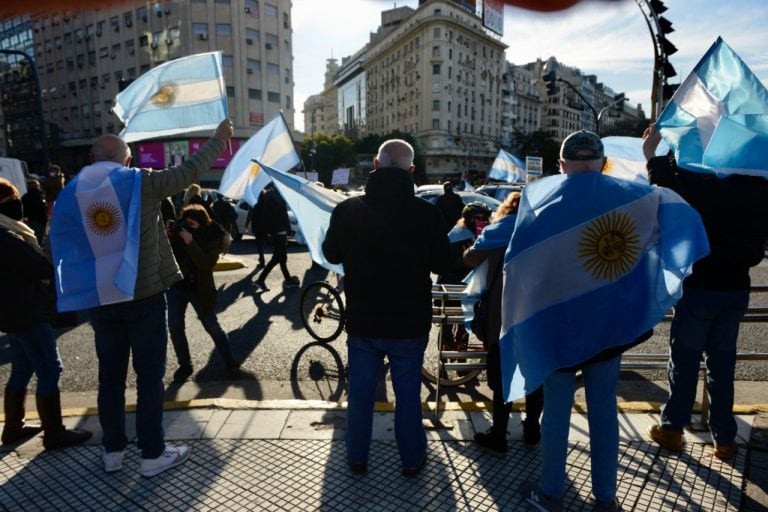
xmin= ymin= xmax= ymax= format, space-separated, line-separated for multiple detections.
xmin=259 ymin=161 xmax=345 ymax=275
xmin=499 ymin=172 xmax=709 ymax=401
xmin=601 ymin=136 xmax=669 ymax=184
xmin=218 ymin=113 xmax=300 ymax=206
xmin=488 ymin=149 xmax=526 ymax=183
xmin=49 ymin=163 xmax=142 ymax=312
xmin=114 ymin=51 xmax=227 ymax=143
xmin=656 ymin=37 xmax=768 ymax=178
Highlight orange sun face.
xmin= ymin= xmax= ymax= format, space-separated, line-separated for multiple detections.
xmin=85 ymin=202 xmax=122 ymax=236
xmin=150 ymin=84 xmax=177 ymax=107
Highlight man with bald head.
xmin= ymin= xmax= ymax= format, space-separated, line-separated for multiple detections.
xmin=49 ymin=119 xmax=233 ymax=477
xmin=323 ymin=139 xmax=451 ymax=476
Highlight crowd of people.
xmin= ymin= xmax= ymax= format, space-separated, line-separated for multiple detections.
xmin=1 ymin=120 xmax=765 ymax=512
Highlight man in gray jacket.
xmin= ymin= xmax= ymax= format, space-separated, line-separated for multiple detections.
xmin=52 ymin=119 xmax=232 ymax=477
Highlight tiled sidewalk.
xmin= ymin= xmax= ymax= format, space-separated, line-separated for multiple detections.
xmin=0 ymin=406 xmax=755 ymax=511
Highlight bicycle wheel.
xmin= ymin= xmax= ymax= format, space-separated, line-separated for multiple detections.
xmin=300 ymin=281 xmax=345 ymax=342
xmin=421 ymin=325 xmax=483 ymax=387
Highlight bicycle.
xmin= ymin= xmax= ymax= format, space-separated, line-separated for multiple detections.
xmin=299 ymin=275 xmax=345 ymax=342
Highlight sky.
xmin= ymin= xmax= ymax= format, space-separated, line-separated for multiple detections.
xmin=291 ymin=0 xmax=768 ymax=132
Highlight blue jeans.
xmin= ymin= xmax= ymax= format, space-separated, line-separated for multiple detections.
xmin=541 ymin=356 xmax=620 ymax=502
xmin=661 ymin=288 xmax=748 ymax=445
xmin=90 ymin=293 xmax=167 ymax=459
xmin=167 ymin=287 xmax=235 ymax=368
xmin=346 ymin=335 xmax=427 ymax=469
xmin=6 ymin=322 xmax=62 ymax=395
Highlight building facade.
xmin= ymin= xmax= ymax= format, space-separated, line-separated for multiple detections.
xmin=2 ymin=0 xmax=294 ymax=179
xmin=303 ymin=57 xmax=338 ymax=137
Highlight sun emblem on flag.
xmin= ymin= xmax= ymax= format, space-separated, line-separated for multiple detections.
xmin=85 ymin=202 xmax=122 ymax=236
xmin=249 ymin=163 xmax=261 ymax=176
xmin=602 ymin=158 xmax=615 ymax=174
xmin=150 ymin=84 xmax=177 ymax=107
xmin=578 ymin=211 xmax=640 ymax=281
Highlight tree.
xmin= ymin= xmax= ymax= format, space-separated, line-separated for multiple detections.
xmin=300 ymin=133 xmax=356 ymax=185
xmin=511 ymin=130 xmax=561 ymax=176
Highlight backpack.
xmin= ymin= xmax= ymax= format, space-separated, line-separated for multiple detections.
xmin=471 ymin=258 xmax=503 ymax=344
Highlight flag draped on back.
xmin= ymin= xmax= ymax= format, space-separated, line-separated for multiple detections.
xmin=499 ymin=172 xmax=709 ymax=401
xmin=49 ymin=163 xmax=142 ymax=312
xmin=259 ymin=162 xmax=345 ymax=274
xmin=218 ymin=113 xmax=300 ymax=206
xmin=488 ymin=149 xmax=526 ymax=183
xmin=113 ymin=51 xmax=227 ymax=143
xmin=601 ymin=136 xmax=669 ymax=184
xmin=656 ymin=37 xmax=768 ymax=178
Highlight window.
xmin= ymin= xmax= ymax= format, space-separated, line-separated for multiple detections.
xmin=127 ymin=67 xmax=136 ymax=78
xmin=285 ymin=95 xmax=291 ymax=110
xmin=265 ymin=33 xmax=278 ymax=48
xmin=246 ymin=28 xmax=259 ymax=42
xmin=264 ymin=3 xmax=278 ymax=16
xmin=214 ymin=0 xmax=231 ymax=4
xmin=137 ymin=7 xmax=148 ymax=21
xmin=267 ymin=63 xmax=279 ymax=76
xmin=247 ymin=58 xmax=261 ymax=71
xmin=99 ymin=47 xmax=109 ymax=58
xmin=432 ymin=100 xmax=440 ymax=112
xmin=226 ymin=86 xmax=235 ymax=97
xmin=432 ymin=46 xmax=440 ymax=58
xmin=111 ymin=16 xmax=120 ymax=32
xmin=111 ymin=43 xmax=121 ymax=57
xmin=433 ymin=27 xmax=440 ymax=38
xmin=222 ymin=55 xmax=233 ymax=67
xmin=432 ymin=119 xmax=440 ymax=129
xmin=248 ymin=88 xmax=261 ymax=100
xmin=192 ymin=23 xmax=208 ymax=37
xmin=432 ymin=64 xmax=441 ymax=75
xmin=124 ymin=12 xmax=133 ymax=27
xmin=139 ymin=35 xmax=149 ymax=47
xmin=216 ymin=24 xmax=232 ymax=36
xmin=267 ymin=91 xmax=279 ymax=103
xmin=125 ymin=39 xmax=135 ymax=54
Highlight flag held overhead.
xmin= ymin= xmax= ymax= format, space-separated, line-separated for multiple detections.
xmin=218 ymin=112 xmax=300 ymax=206
xmin=488 ymin=149 xmax=526 ymax=183
xmin=113 ymin=51 xmax=227 ymax=143
xmin=656 ymin=37 xmax=768 ymax=178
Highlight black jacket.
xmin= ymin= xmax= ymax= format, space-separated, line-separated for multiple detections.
xmin=0 ymin=228 xmax=54 ymax=333
xmin=648 ymin=156 xmax=768 ymax=291
xmin=259 ymin=187 xmax=291 ymax=235
xmin=170 ymin=221 xmax=227 ymax=315
xmin=323 ymin=167 xmax=452 ymax=338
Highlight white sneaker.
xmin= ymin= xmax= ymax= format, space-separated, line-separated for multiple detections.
xmin=103 ymin=450 xmax=124 ymax=473
xmin=139 ymin=443 xmax=191 ymax=477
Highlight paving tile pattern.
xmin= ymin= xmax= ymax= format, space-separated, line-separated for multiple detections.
xmin=0 ymin=439 xmax=745 ymax=511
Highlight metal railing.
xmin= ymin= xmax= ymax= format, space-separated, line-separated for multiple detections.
xmin=429 ymin=284 xmax=768 ymax=424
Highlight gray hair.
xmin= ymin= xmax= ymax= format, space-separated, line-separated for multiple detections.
xmin=91 ymin=134 xmax=131 ymax=164
xmin=377 ymin=139 xmax=414 ymax=170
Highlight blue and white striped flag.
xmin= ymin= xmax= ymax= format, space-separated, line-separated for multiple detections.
xmin=488 ymin=149 xmax=526 ymax=183
xmin=49 ymin=163 xmax=142 ymax=312
xmin=499 ymin=172 xmax=709 ymax=401
xmin=656 ymin=37 xmax=768 ymax=178
xmin=218 ymin=113 xmax=300 ymax=206
xmin=113 ymin=51 xmax=227 ymax=143
xmin=259 ymin=161 xmax=345 ymax=274
xmin=601 ymin=136 xmax=669 ymax=184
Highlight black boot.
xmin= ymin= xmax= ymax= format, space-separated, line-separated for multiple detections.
xmin=35 ymin=393 xmax=92 ymax=450
xmin=2 ymin=388 xmax=42 ymax=444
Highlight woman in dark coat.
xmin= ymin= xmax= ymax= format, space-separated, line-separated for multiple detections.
xmin=0 ymin=178 xmax=91 ymax=449
xmin=166 ymin=204 xmax=239 ymax=382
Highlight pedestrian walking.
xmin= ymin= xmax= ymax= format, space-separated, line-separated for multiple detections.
xmin=254 ymin=183 xmax=300 ymax=291
xmin=322 ymin=139 xmax=451 ymax=476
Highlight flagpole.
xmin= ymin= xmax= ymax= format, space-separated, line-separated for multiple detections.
xmin=278 ymin=110 xmax=300 ymax=173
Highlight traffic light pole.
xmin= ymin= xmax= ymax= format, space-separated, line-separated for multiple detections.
xmin=551 ymin=77 xmax=600 ymax=131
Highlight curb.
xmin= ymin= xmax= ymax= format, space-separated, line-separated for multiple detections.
xmin=5 ymin=400 xmax=768 ymax=421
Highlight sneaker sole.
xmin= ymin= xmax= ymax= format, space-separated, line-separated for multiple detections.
xmin=140 ymin=450 xmax=191 ymax=477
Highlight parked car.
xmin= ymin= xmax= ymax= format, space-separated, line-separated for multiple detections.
xmin=475 ymin=183 xmax=525 ymax=202
xmin=415 ymin=190 xmax=501 ymax=212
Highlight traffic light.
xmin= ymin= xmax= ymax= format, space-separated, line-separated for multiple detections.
xmin=649 ymin=0 xmax=667 ymax=14
xmin=662 ymin=82 xmax=679 ymax=100
xmin=613 ymin=93 xmax=626 ymax=112
xmin=543 ymin=70 xmax=558 ymax=96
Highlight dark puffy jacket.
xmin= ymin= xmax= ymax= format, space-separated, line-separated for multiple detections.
xmin=648 ymin=156 xmax=768 ymax=291
xmin=170 ymin=221 xmax=227 ymax=315
xmin=259 ymin=187 xmax=291 ymax=235
xmin=0 ymin=228 xmax=54 ymax=332
xmin=322 ymin=167 xmax=452 ymax=339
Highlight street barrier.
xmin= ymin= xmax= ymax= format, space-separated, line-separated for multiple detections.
xmin=429 ymin=284 xmax=768 ymax=425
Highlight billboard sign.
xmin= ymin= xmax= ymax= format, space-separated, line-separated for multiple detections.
xmin=483 ymin=0 xmax=504 ymax=36
xmin=525 ymin=156 xmax=543 ymax=182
